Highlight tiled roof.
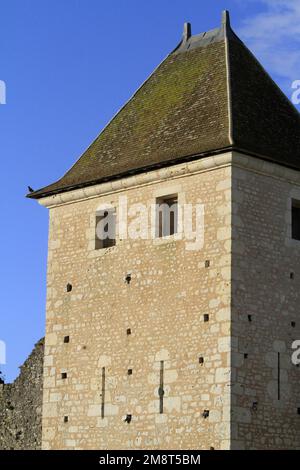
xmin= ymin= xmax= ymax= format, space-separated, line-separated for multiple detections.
xmin=28 ymin=11 xmax=300 ymax=199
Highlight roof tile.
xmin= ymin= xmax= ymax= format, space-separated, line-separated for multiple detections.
xmin=28 ymin=12 xmax=300 ymax=199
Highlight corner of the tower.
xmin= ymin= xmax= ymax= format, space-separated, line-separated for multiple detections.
xmin=230 ymin=151 xmax=300 ymax=449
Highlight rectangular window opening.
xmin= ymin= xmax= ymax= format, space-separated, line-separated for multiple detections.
xmin=277 ymin=352 xmax=280 ymax=401
xmin=159 ymin=360 xmax=164 ymax=414
xmin=101 ymin=367 xmax=105 ymax=419
xmin=156 ymin=194 xmax=178 ymax=238
xmin=95 ymin=209 xmax=116 ymax=250
xmin=292 ymin=199 xmax=300 ymax=241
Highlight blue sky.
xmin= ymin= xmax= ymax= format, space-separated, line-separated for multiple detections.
xmin=0 ymin=0 xmax=299 ymax=382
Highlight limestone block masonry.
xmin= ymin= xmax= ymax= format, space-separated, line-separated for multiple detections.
xmin=41 ymin=153 xmax=232 ymax=450
xmin=40 ymin=151 xmax=300 ymax=450
xmin=231 ymin=160 xmax=300 ymax=450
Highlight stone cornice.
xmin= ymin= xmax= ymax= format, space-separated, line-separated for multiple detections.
xmin=232 ymin=151 xmax=300 ymax=185
xmin=38 ymin=151 xmax=300 ymax=208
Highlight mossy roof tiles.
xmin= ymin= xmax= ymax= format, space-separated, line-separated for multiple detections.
xmin=28 ymin=12 xmax=300 ymax=199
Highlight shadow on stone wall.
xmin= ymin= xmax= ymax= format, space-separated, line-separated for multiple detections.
xmin=0 ymin=338 xmax=44 ymax=450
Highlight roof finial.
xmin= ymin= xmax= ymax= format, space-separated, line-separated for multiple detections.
xmin=182 ymin=22 xmax=192 ymax=43
xmin=222 ymin=10 xmax=231 ymax=29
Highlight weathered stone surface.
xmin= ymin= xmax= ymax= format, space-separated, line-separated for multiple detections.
xmin=41 ymin=162 xmax=232 ymax=450
xmin=9 ymin=140 xmax=300 ymax=451
xmin=37 ymin=150 xmax=300 ymax=450
xmin=232 ymin=161 xmax=300 ymax=449
xmin=0 ymin=338 xmax=44 ymax=450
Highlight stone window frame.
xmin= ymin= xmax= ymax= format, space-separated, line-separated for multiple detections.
xmin=285 ymin=192 xmax=300 ymax=248
xmin=155 ymin=193 xmax=178 ymax=238
xmin=88 ymin=202 xmax=118 ymax=257
xmin=95 ymin=208 xmax=117 ymax=251
xmin=152 ymin=184 xmax=184 ymax=246
xmin=291 ymin=199 xmax=300 ymax=242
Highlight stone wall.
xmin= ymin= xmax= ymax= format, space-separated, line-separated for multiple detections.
xmin=0 ymin=338 xmax=44 ymax=450
xmin=231 ymin=153 xmax=300 ymax=449
xmin=41 ymin=154 xmax=232 ymax=450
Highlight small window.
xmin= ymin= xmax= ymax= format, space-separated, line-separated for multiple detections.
xmin=156 ymin=194 xmax=178 ymax=238
xmin=292 ymin=200 xmax=300 ymax=241
xmin=95 ymin=209 xmax=116 ymax=250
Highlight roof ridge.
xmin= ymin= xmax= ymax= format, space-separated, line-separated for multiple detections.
xmin=223 ymin=10 xmax=234 ymax=146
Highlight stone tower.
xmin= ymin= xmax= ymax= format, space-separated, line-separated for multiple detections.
xmin=28 ymin=11 xmax=300 ymax=450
